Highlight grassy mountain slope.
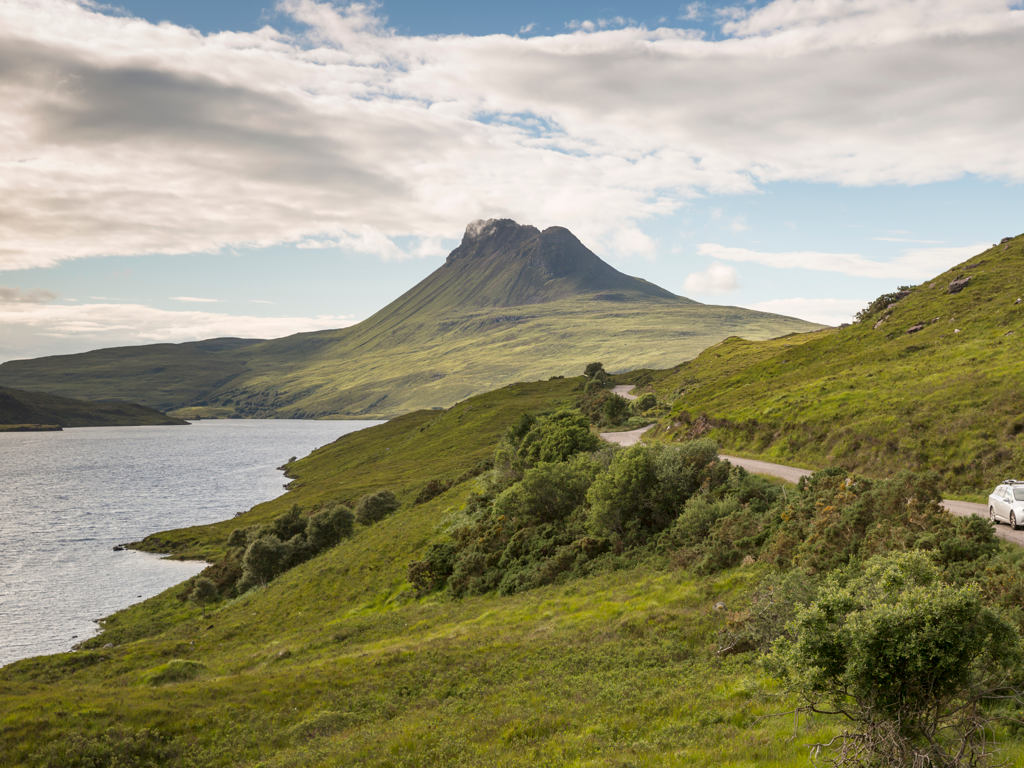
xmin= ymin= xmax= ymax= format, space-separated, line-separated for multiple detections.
xmin=4 ymin=372 xmax=1024 ymax=766
xmin=0 ymin=386 xmax=188 ymax=428
xmin=0 ymin=220 xmax=821 ymax=419
xmin=0 ymin=338 xmax=262 ymax=415
xmin=0 ymin=376 xmax=838 ymax=768
xmin=646 ymin=234 xmax=1024 ymax=495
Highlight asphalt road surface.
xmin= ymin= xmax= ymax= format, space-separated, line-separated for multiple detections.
xmin=595 ymin=427 xmax=1022 ymax=546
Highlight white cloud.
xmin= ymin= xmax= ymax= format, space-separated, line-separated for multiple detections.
xmin=0 ymin=302 xmax=359 ymax=362
xmin=170 ymin=296 xmax=218 ymax=303
xmin=744 ymin=297 xmax=866 ymax=327
xmin=697 ymin=242 xmax=989 ymax=280
xmin=684 ymin=261 xmax=739 ymax=293
xmin=519 ymin=23 xmax=536 ymax=34
xmin=680 ymin=3 xmax=706 ymax=22
xmin=0 ymin=0 xmax=1022 ymax=274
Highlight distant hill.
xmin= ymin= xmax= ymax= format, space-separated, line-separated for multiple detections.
xmin=0 ymin=219 xmax=822 ymax=419
xmin=0 ymin=386 xmax=188 ymax=428
xmin=646 ymin=232 xmax=1024 ymax=494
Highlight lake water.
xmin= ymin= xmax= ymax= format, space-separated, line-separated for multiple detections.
xmin=0 ymin=419 xmax=382 ymax=668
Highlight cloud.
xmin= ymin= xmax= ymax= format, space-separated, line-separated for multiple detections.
xmin=744 ymin=297 xmax=866 ymax=327
xmin=0 ymin=0 xmax=1023 ymax=272
xmin=697 ymin=242 xmax=989 ymax=280
xmin=684 ymin=261 xmax=739 ymax=293
xmin=0 ymin=286 xmax=58 ymax=304
xmin=170 ymin=296 xmax=218 ymax=303
xmin=0 ymin=302 xmax=360 ymax=362
xmin=872 ymin=237 xmax=944 ymax=244
xmin=680 ymin=3 xmax=706 ymax=22
xmin=519 ymin=23 xmax=536 ymax=34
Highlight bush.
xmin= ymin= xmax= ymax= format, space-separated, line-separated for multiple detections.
xmin=588 ymin=440 xmax=725 ymax=546
xmin=492 ymin=455 xmax=600 ymax=527
xmin=306 ymin=503 xmax=354 ymax=551
xmin=188 ymin=576 xmax=218 ymax=616
xmin=631 ymin=393 xmax=657 ymax=413
xmin=602 ymin=394 xmax=630 ymax=425
xmin=584 ymin=362 xmax=604 ymax=378
xmin=356 ymin=489 xmax=400 ymax=525
xmin=519 ymin=409 xmax=601 ymax=465
xmin=239 ymin=535 xmax=290 ymax=590
xmin=768 ymin=552 xmax=1021 ymax=767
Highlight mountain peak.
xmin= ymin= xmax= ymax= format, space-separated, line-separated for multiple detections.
xmin=448 ymin=218 xmax=540 ymax=263
xmin=440 ymin=218 xmax=677 ymax=305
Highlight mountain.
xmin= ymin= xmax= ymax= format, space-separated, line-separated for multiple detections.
xmin=0 ymin=219 xmax=822 ymax=419
xmin=0 ymin=386 xmax=188 ymax=428
xmin=646 ymin=232 xmax=1024 ymax=494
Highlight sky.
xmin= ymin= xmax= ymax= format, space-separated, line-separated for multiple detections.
xmin=1 ymin=0 xmax=1023 ymax=362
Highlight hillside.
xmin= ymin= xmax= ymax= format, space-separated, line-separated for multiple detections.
xmin=0 ymin=386 xmax=188 ymax=428
xmin=0 ymin=220 xmax=821 ymax=419
xmin=3 ymin=374 xmax=1022 ymax=767
xmin=645 ymin=233 xmax=1024 ymax=495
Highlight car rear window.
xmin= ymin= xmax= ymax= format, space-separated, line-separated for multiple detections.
xmin=1014 ymin=488 xmax=1024 ymax=501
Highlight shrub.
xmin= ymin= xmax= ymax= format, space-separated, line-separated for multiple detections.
xmin=355 ymin=489 xmax=400 ymax=525
xmin=239 ymin=535 xmax=289 ymax=589
xmin=306 ymin=503 xmax=354 ymax=551
xmin=270 ymin=504 xmax=308 ymax=541
xmin=188 ymin=576 xmax=218 ymax=616
xmin=768 ymin=552 xmax=1021 ymax=767
xmin=588 ymin=440 xmax=725 ymax=546
xmin=519 ymin=409 xmax=601 ymax=465
xmin=602 ymin=394 xmax=629 ymax=425
xmin=584 ymin=362 xmax=604 ymax=378
xmin=492 ymin=455 xmax=600 ymax=527
xmin=631 ymin=392 xmax=657 ymax=413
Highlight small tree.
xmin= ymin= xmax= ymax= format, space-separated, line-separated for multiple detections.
xmin=240 ymin=535 xmax=288 ymax=588
xmin=584 ymin=362 xmax=604 ymax=378
xmin=602 ymin=394 xmax=629 ymax=425
xmin=631 ymin=393 xmax=657 ymax=413
xmin=355 ymin=489 xmax=400 ymax=526
xmin=189 ymin=577 xmax=218 ymax=617
xmin=768 ymin=552 xmax=1021 ymax=767
xmin=306 ymin=503 xmax=355 ymax=551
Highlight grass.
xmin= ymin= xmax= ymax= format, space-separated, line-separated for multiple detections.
xmin=3 ymin=364 xmax=1024 ymax=767
xmin=636 ymin=236 xmax=1024 ymax=496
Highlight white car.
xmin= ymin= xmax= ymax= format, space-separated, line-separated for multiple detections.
xmin=989 ymin=481 xmax=1024 ymax=529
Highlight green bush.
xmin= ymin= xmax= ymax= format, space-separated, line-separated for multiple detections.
xmin=355 ymin=489 xmax=400 ymax=525
xmin=768 ymin=552 xmax=1020 ymax=767
xmin=631 ymin=393 xmax=657 ymax=413
xmin=587 ymin=440 xmax=725 ymax=546
xmin=306 ymin=503 xmax=355 ymax=551
xmin=239 ymin=535 xmax=290 ymax=590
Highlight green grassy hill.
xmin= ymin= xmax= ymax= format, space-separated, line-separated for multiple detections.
xmin=0 ymin=220 xmax=821 ymax=419
xmin=3 ymin=374 xmax=1023 ymax=767
xmin=644 ymin=233 xmax=1024 ymax=496
xmin=0 ymin=378 xmax=831 ymax=768
xmin=0 ymin=386 xmax=188 ymax=428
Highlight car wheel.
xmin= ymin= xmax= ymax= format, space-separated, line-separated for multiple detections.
xmin=1012 ymin=512 xmax=1019 ymax=531
xmin=991 ymin=506 xmax=999 ymax=524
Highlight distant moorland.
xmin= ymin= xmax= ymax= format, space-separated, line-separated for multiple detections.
xmin=0 ymin=386 xmax=188 ymax=429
